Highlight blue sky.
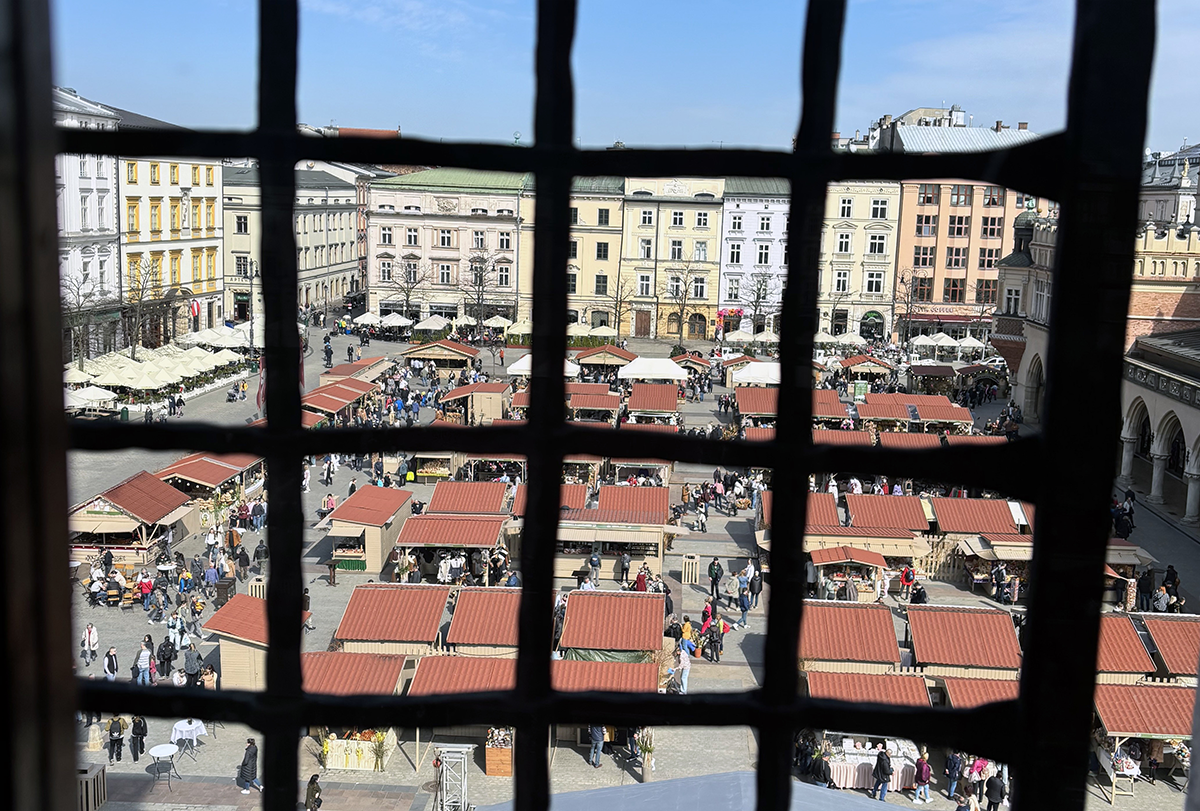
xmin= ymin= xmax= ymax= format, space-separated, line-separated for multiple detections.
xmin=51 ymin=0 xmax=1195 ymax=152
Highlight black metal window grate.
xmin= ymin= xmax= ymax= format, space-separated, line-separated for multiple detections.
xmin=0 ymin=0 xmax=1157 ymax=808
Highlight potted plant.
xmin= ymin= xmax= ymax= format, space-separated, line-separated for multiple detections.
xmin=635 ymin=727 xmax=655 ymax=782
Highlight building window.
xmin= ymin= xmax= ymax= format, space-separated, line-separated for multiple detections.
xmin=149 ymin=163 xmax=160 ymax=184
xmin=206 ymin=166 xmax=214 ymax=185
xmin=868 ymin=234 xmax=887 ymax=255
xmin=694 ymin=241 xmax=707 ymax=261
xmin=594 ymin=274 xmax=607 ymax=295
xmin=570 ymin=207 xmax=579 ymax=224
xmin=1005 ymin=287 xmax=1022 ymax=314
xmin=78 ymin=156 xmax=88 ymax=177
xmin=191 ymin=253 xmax=200 ymax=281
xmin=190 ymin=165 xmax=199 ymax=186
xmin=499 ymin=231 xmax=512 ymax=250
xmin=234 ymin=215 xmax=249 ymax=235
xmin=439 ymin=229 xmax=452 ymax=248
xmin=834 ymin=270 xmax=850 ymax=293
xmin=839 ymin=198 xmax=853 ymax=217
xmin=641 ymin=209 xmax=653 ymax=226
xmin=695 ymin=211 xmax=708 ymax=228
xmin=728 ymin=277 xmax=740 ymax=300
xmin=981 ymin=216 xmax=1003 ymax=238
xmin=169 ymin=255 xmax=180 ymax=286
xmin=1014 ymin=194 xmax=1027 ymax=208
xmin=149 ymin=203 xmax=161 ymax=231
xmin=568 ymin=240 xmax=578 ymax=259
xmin=917 ymin=184 xmax=939 ymax=205
xmin=731 ymin=214 xmax=742 ymax=230
xmin=943 ymin=278 xmax=965 ymax=302
xmin=757 ymin=215 xmax=770 ymax=232
xmin=206 ymin=201 xmax=214 ymax=229
xmin=96 ymin=158 xmax=105 ymax=178
xmin=870 ymin=199 xmax=889 ymax=219
xmin=565 ymin=272 xmax=576 ymax=294
xmin=914 ymin=277 xmax=933 ymax=302
xmin=946 ymin=247 xmax=967 ymax=268
xmin=975 ymin=279 xmax=998 ymax=304
xmin=405 ymin=262 xmax=418 ymax=283
xmin=948 ymin=216 xmax=969 ymax=237
xmin=757 ymin=243 xmax=770 ymax=264
xmin=692 ymin=276 xmax=706 ymax=299
xmin=235 ymin=256 xmax=250 ymax=277
xmin=672 ymin=210 xmax=684 ymax=227
xmin=982 ymin=186 xmax=1005 ymax=207
xmin=596 ymin=242 xmax=609 ymax=260
xmin=729 ymin=243 xmax=741 ymax=264
xmin=498 ymin=265 xmax=510 ymax=286
xmin=668 ymin=275 xmax=683 ymax=297
xmin=126 ymin=161 xmax=137 ymax=183
xmin=836 ymin=232 xmax=851 ymax=254
xmin=473 ymin=230 xmax=486 ymax=249
xmin=913 ymin=246 xmax=934 ymax=267
xmin=1032 ymin=279 xmax=1051 ymax=321
xmin=637 ymin=273 xmax=651 ymax=296
xmin=379 ymin=260 xmax=392 ymax=281
xmin=597 ymin=208 xmax=610 ymax=226
xmin=950 ymin=184 xmax=972 ymax=206
xmin=406 ymin=227 xmax=419 ymax=246
xmin=169 ymin=164 xmax=178 ymax=184
xmin=916 ymin=215 xmax=937 ymax=236
xmin=866 ymin=271 xmax=884 ymax=294
xmin=80 ymin=198 xmax=88 ymax=229
xmin=379 ymin=226 xmax=393 ymax=245
xmin=438 ymin=264 xmax=452 ymax=285
xmin=979 ymin=247 xmax=1001 ymax=269
xmin=670 ymin=240 xmax=683 ymax=260
xmin=640 ymin=238 xmax=652 ymax=259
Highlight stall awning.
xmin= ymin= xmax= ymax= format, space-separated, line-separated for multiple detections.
xmin=557 ymin=527 xmax=653 ymax=544
xmin=326 ymin=529 xmax=366 ymax=543
xmin=153 ymin=504 xmax=193 ymax=527
xmin=1094 ymin=684 xmax=1196 ymax=740
xmin=69 ymin=513 xmax=141 ymax=535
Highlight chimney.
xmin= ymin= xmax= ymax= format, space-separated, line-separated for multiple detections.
xmin=855 ymin=129 xmax=861 ymax=141
xmin=831 ymin=131 xmax=841 ymax=143
xmin=883 ymin=114 xmax=892 ymax=127
xmin=1018 ymin=122 xmax=1028 ymax=131
xmin=994 ymin=120 xmax=1003 ymax=133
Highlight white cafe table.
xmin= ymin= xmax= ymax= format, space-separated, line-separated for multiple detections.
xmin=171 ymin=719 xmax=207 ymax=761
xmin=148 ymin=743 xmax=181 ymax=789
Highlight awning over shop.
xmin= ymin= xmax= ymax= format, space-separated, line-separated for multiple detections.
xmin=154 ymin=503 xmax=193 ymax=527
xmin=1094 ymin=684 xmax=1195 ymax=740
xmin=69 ymin=513 xmax=141 ymax=535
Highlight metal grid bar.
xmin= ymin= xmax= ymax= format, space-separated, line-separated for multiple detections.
xmin=16 ymin=0 xmax=1151 ymax=808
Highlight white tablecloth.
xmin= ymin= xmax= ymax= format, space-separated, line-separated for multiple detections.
xmin=171 ymin=720 xmax=207 ymax=744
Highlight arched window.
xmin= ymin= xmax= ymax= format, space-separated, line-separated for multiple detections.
xmin=1168 ymin=427 xmax=1186 ymax=476
xmin=667 ymin=312 xmax=682 ymax=335
xmin=1136 ymin=416 xmax=1152 ymax=456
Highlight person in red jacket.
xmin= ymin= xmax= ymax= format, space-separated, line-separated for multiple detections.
xmin=899 ymin=565 xmax=916 ymax=599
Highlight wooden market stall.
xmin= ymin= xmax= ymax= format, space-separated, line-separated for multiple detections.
xmin=812 ymin=390 xmax=851 ymax=426
xmin=574 ymin=344 xmax=638 ymax=371
xmin=906 ymin=604 xmax=1021 ymax=680
xmin=844 ymin=494 xmax=931 ymax=533
xmin=553 ymin=495 xmax=673 ymax=581
xmin=915 ymin=403 xmax=975 ymax=435
xmin=395 ymin=515 xmax=509 ymax=585
xmin=318 ymin=356 xmax=393 ymax=388
xmin=671 ymin=352 xmax=711 ymax=375
xmin=509 ymin=388 xmax=531 ymax=420
xmin=155 ymin=452 xmax=265 ymax=501
xmin=1096 ymin=614 xmax=1157 ymax=684
xmin=755 ymin=492 xmax=840 ymax=574
xmin=855 ymin=401 xmax=915 ymax=432
xmin=301 ymin=378 xmax=377 ymax=424
xmin=1142 ymin=615 xmax=1200 ymax=686
xmin=323 ymin=485 xmax=414 ymax=574
xmin=438 ymin=381 xmax=511 ymax=426
xmin=607 ymin=436 xmax=676 ymax=483
xmin=426 ymin=481 xmax=511 ymax=515
xmin=929 ymin=497 xmax=1023 ymax=586
xmin=720 ymin=355 xmax=754 ymax=386
xmin=733 ymin=386 xmax=778 ymax=428
xmin=557 ymin=590 xmax=666 ymax=662
xmin=567 ymin=392 xmax=621 ymax=426
xmin=302 ymin=651 xmax=412 ymax=772
xmin=943 ymin=434 xmax=1008 ymax=447
xmin=1092 ymin=684 xmax=1194 ymax=802
xmin=877 ymin=432 xmax=943 ymax=450
xmin=462 ymin=452 xmax=526 ymax=483
xmin=334 ymin=583 xmax=452 ymax=656
xmin=906 ymin=364 xmax=956 ymax=396
xmin=68 ymin=471 xmax=195 ymax=566
xmin=811 ymin=428 xmax=873 ymax=447
xmin=797 ymin=602 xmax=902 ymax=674
xmin=398 ymin=339 xmax=481 ymax=373
xmin=203 ymin=594 xmax=311 ymax=690
xmin=838 ymin=355 xmax=895 ymax=381
xmin=511 ymin=484 xmax=588 ymax=517
xmin=809 ymin=546 xmax=889 ymax=603
xmin=936 ymin=677 xmax=1019 ymax=709
xmin=625 ymin=383 xmax=680 ymax=426
xmin=445 ymin=588 xmax=521 ymax=658
xmin=562 ymin=454 xmax=603 ymax=486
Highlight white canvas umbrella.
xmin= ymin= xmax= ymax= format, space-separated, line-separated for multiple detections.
xmin=752 ymin=329 xmax=780 ymax=344
xmin=124 ymin=370 xmax=169 ymax=390
xmin=455 ymin=315 xmax=478 ymax=327
xmin=63 ymin=367 xmax=93 ymax=384
xmin=911 ymin=335 xmax=937 ymax=347
xmin=617 ymin=356 xmax=688 ymax=381
xmin=589 ymin=325 xmax=618 ymax=337
xmin=484 ymin=315 xmax=513 ymax=328
xmin=413 ymin=315 xmax=451 ymax=331
xmin=354 ymin=312 xmax=382 ymax=326
xmin=835 ymin=332 xmax=867 ymax=346
xmin=931 ymin=332 xmax=959 ymax=347
xmin=90 ymin=368 xmax=134 ymax=388
xmin=723 ymin=329 xmax=755 ymax=344
xmin=210 ymin=349 xmax=245 ymax=365
xmin=813 ymin=331 xmax=838 ymax=344
xmin=506 ymin=354 xmax=579 ymax=377
xmin=75 ymin=385 xmax=119 ymax=405
xmin=957 ymin=336 xmax=985 ymax=350
xmin=381 ymin=313 xmax=413 ymax=328
xmin=732 ymin=362 xmax=781 ymax=386
xmin=566 ymin=322 xmax=591 ymax=336
xmin=506 ymin=319 xmax=534 ymax=335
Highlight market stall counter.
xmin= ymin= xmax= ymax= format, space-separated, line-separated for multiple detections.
xmin=322 ymin=485 xmax=413 ymax=575
xmin=1092 ymin=683 xmax=1195 ymax=802
xmin=809 ymin=546 xmax=888 ymax=603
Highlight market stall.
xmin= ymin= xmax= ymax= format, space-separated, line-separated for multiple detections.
xmin=906 ymin=604 xmax=1021 ymax=681
xmin=809 ymin=546 xmax=888 ymax=603
xmin=553 ymin=505 xmax=671 ymax=582
xmin=616 ymin=356 xmax=688 ymax=382
xmin=625 ymin=383 xmax=681 ymax=426
xmin=204 ymin=595 xmax=311 ymax=690
xmin=1142 ymin=615 xmax=1200 ymax=686
xmin=574 ymin=345 xmax=638 ymax=371
xmin=399 ymin=339 xmax=480 ymax=372
xmin=322 ymin=485 xmax=414 ymax=574
xmin=1092 ymin=683 xmax=1194 ymax=802
xmin=395 ymin=515 xmax=509 ymax=585
xmin=838 ymin=355 xmax=895 ymax=385
xmin=567 ymin=392 xmax=621 ymax=426
xmin=732 ymin=362 xmax=781 ymax=387
xmin=557 ymin=591 xmax=665 ymax=662
xmin=463 ymin=453 xmax=526 ymax=483
xmin=855 ymin=401 xmax=917 ymax=431
xmin=671 ymin=352 xmax=711 ymax=375
xmin=334 ymin=583 xmax=451 ymax=656
xmin=1096 ymin=614 xmax=1156 ymax=684
xmin=155 ymin=452 xmax=264 ymax=501
xmin=445 ymin=588 xmax=521 ymax=658
xmin=812 ymin=390 xmax=850 ymax=426
xmin=302 ymin=651 xmax=411 ymax=772
xmin=561 ymin=455 xmax=603 ymax=487
xmin=438 ymin=382 xmax=511 ymax=426
xmin=719 ymin=355 xmax=755 ymax=386
xmin=906 ymin=363 xmax=956 ymax=396
xmin=733 ymin=386 xmax=778 ymax=428
xmin=68 ymin=471 xmax=195 ymax=566
xmin=797 ymin=602 xmax=901 ymax=674
xmin=915 ymin=403 xmax=975 ymax=434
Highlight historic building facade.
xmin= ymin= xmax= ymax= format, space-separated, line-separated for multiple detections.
xmin=818 ymin=180 xmax=901 ymax=339
xmin=719 ymin=178 xmax=790 ymax=335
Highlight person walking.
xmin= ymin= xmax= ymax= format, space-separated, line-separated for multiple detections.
xmin=945 ymin=750 xmax=963 ymax=799
xmin=708 ymin=557 xmax=723 ymax=601
xmin=1137 ymin=569 xmax=1154 ymax=612
xmin=984 ymin=771 xmax=1006 ymax=811
xmin=129 ymin=716 xmax=147 ymax=763
xmin=587 ymin=724 xmax=605 ymax=768
xmin=238 ymin=738 xmax=263 ymax=794
xmin=749 ymin=568 xmax=763 ymax=610
xmin=183 ymin=643 xmax=203 ymax=687
xmin=253 ymin=539 xmax=270 ymax=577
xmin=674 ymin=639 xmax=693 ymax=694
xmin=737 ymin=588 xmax=751 ymax=628
xmin=102 ymin=647 xmax=119 ymax=682
xmin=80 ymin=623 xmax=99 ymax=666
xmin=135 ymin=642 xmax=152 ymax=686
xmin=305 ymin=774 xmax=322 ymax=810
xmin=914 ymin=750 xmax=933 ymax=803
xmin=106 ymin=715 xmax=127 ymax=763
xmin=619 ymin=551 xmax=631 ymax=585
xmin=588 ymin=550 xmax=602 ymax=587
xmin=899 ymin=565 xmax=915 ymax=600
xmin=870 ymin=747 xmax=893 ymax=801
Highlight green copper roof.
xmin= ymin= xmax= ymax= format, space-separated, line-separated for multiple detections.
xmin=724 ymin=177 xmax=792 ymax=196
xmin=375 ymin=167 xmax=529 ymax=193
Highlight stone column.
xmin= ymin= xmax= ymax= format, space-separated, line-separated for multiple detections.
xmin=1146 ymin=453 xmax=1168 ymax=504
xmin=1116 ymin=437 xmax=1137 ymax=488
xmin=1183 ymin=472 xmax=1200 ymax=526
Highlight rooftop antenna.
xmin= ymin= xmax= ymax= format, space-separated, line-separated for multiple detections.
xmin=513 ymin=131 xmax=522 ymax=146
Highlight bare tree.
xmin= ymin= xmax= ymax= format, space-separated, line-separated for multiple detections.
xmin=459 ymin=251 xmax=511 ymax=325
xmin=966 ymin=279 xmax=998 ymax=338
xmin=743 ymin=271 xmax=782 ymax=332
xmin=600 ymin=265 xmax=637 ymax=339
xmin=893 ymin=267 xmax=932 ymax=344
xmin=658 ymin=253 xmax=707 ymax=345
xmin=122 ymin=256 xmax=165 ymax=361
xmin=377 ymin=258 xmax=431 ymax=321
xmin=61 ymin=269 xmax=114 ymax=370
xmin=822 ymin=284 xmax=859 ymax=335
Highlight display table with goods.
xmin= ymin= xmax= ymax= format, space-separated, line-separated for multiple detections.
xmin=819 ymin=734 xmax=919 ymax=790
xmin=321 ymin=729 xmax=397 ymax=772
xmin=1093 ymin=737 xmax=1142 ymax=804
xmin=485 ymin=727 xmax=513 ymax=776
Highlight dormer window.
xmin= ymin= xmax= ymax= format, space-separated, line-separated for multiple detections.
xmin=471 ymin=207 xmax=488 ymax=215
xmin=497 ymin=208 xmax=514 ymax=216
xmin=404 ymin=205 xmax=421 ymax=212
xmin=378 ymin=204 xmax=395 ymax=211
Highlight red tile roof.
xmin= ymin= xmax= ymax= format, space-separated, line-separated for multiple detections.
xmin=865 ymin=393 xmax=954 ymax=407
xmin=940 ymin=677 xmax=1020 ymax=708
xmin=877 ymin=432 xmax=943 ymax=450
xmin=809 ymin=546 xmax=888 ymax=569
xmin=839 ymin=354 xmax=894 ymax=370
xmin=203 ymin=594 xmax=310 ymax=646
xmin=1142 ymin=615 xmax=1200 ymax=676
xmin=931 ymin=498 xmax=1018 ymax=534
xmin=1094 ymin=684 xmax=1196 ymax=738
xmin=511 ymin=390 xmax=531 ymax=408
xmin=402 ymin=339 xmax=480 ymax=357
xmin=597 ymin=486 xmax=670 ymax=523
xmin=301 ymin=410 xmax=327 ymax=428
xmin=760 ymin=491 xmax=772 ymax=527
xmin=575 ymin=345 xmax=638 ymax=362
xmin=100 ymin=471 xmax=191 ymax=525
xmin=805 ymin=526 xmax=917 ymax=539
xmin=944 ymin=434 xmax=1008 ymax=446
xmin=446 ymin=588 xmax=521 ymax=646
xmin=744 ymin=426 xmax=775 ymax=441
xmin=845 ymin=495 xmax=929 ymax=531
xmin=559 ymin=508 xmax=667 ymax=525
xmin=805 ymin=492 xmax=840 ymax=527
xmin=1018 ymin=501 xmax=1036 ymax=530
xmin=397 ymin=515 xmax=507 ymax=548
xmin=303 ymin=392 xmax=351 ymax=414
xmin=553 ymin=661 xmax=659 ymax=693
xmin=620 ymin=423 xmax=679 ymax=434
xmin=812 ymin=430 xmax=873 ymax=446
xmin=558 ymin=591 xmax=665 ymax=651
xmin=813 ymin=396 xmax=849 ymax=419
xmin=813 ymin=389 xmax=842 ymax=405
xmin=334 ymin=584 xmax=451 ymax=643
xmin=441 ymin=382 xmax=511 ymax=402
xmin=722 ymin=355 xmax=754 ymax=367
xmin=735 ymin=386 xmax=778 ymax=416
xmin=916 ymin=404 xmax=974 ymax=423
xmin=302 ymin=652 xmax=406 ymax=695
xmin=1097 ymin=615 xmax=1155 ymax=674
xmin=156 ymin=452 xmax=262 ymax=488
xmin=337 ymin=126 xmax=401 ymax=138
xmin=806 ymin=672 xmax=930 ymax=706
xmin=907 ymin=605 xmax=1022 ymax=670
xmin=909 ymin=365 xmax=956 ymax=378
xmin=328 ymin=377 xmax=378 ymax=397
xmin=570 ymin=393 xmax=621 ymax=411
xmin=511 ymin=484 xmax=587 ymax=516
xmin=798 ymin=602 xmax=900 ymax=664
xmin=427 ymin=481 xmax=510 ymax=514
xmin=628 ymin=383 xmax=679 ymax=413
xmin=407 ymin=656 xmax=516 ymax=696
xmin=855 ymin=403 xmax=913 ymax=420
xmin=566 ymin=383 xmax=613 ymax=395
xmin=327 ymin=485 xmax=413 ymax=526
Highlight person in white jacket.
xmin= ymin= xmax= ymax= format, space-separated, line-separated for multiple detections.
xmin=80 ymin=623 xmax=99 ymax=665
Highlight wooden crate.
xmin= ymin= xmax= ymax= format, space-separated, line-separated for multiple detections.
xmin=77 ymin=763 xmax=106 ymax=811
xmin=485 ymin=746 xmax=512 ymax=777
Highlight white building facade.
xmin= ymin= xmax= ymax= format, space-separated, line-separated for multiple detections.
xmin=819 ymin=181 xmax=901 ymax=339
xmin=718 ymin=177 xmax=790 ymax=334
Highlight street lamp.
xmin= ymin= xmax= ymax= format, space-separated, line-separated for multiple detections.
xmin=248 ymin=259 xmax=260 ymax=354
